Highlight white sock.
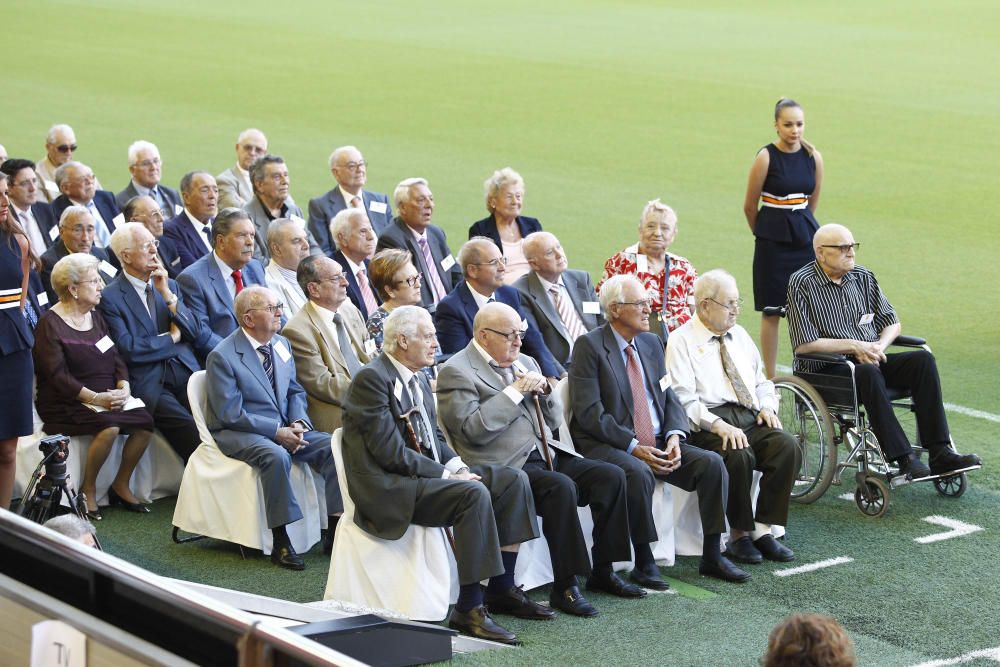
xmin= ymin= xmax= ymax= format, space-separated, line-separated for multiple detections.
xmin=750 ymin=522 xmax=771 ymax=541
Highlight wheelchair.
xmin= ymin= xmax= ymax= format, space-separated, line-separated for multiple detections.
xmin=763 ymin=307 xmax=980 ymax=517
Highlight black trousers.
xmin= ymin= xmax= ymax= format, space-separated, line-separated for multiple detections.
xmin=154 ymin=361 xmax=201 ymax=462
xmin=827 ymin=350 xmax=950 ymax=461
xmin=523 ymin=450 xmax=631 ymax=580
xmin=689 ymin=404 xmax=799 ymax=531
xmin=411 ymin=464 xmax=537 ymax=586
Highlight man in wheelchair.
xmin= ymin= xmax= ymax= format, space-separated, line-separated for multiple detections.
xmin=785 ymin=223 xmax=981 ymax=481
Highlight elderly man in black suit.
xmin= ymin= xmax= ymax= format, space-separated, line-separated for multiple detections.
xmin=115 ymin=140 xmax=182 ymax=214
xmin=123 ymin=195 xmax=183 ymax=279
xmin=330 ymin=208 xmax=381 ymax=321
xmin=40 ymin=206 xmax=117 ymax=303
xmin=341 ymin=305 xmax=542 ymax=644
xmin=514 ymin=231 xmax=603 ymax=371
xmin=374 ymin=178 xmax=462 ymax=311
xmin=569 ymin=274 xmax=749 ymax=583
xmin=308 ymin=145 xmax=393 ymax=256
xmin=50 ymin=162 xmax=121 ymax=248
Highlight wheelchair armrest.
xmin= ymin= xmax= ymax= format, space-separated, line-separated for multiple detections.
xmin=762 ymin=306 xmax=786 ymax=318
xmin=892 ymin=335 xmax=927 ymax=348
xmin=795 ymin=351 xmax=850 ymax=364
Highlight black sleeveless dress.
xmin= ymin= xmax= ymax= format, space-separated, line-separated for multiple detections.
xmin=752 ymin=144 xmax=819 ymax=310
xmin=0 ymin=231 xmax=34 ymax=438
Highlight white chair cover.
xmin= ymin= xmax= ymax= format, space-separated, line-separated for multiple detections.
xmin=324 ymin=429 xmax=456 ymax=622
xmin=171 ymin=370 xmax=321 ymax=555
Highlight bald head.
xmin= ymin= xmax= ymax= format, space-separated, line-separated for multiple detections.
xmin=813 ymin=223 xmax=853 ymax=251
xmin=523 ymin=231 xmax=568 ymax=282
xmin=474 ymin=301 xmax=521 ymax=335
xmin=813 ymin=224 xmax=858 ymax=281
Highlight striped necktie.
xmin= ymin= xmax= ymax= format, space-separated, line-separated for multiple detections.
xmin=417 ymin=236 xmax=446 ymax=302
xmin=625 ymin=344 xmax=656 ymax=448
xmin=550 ymin=283 xmax=586 ymax=343
xmin=258 ymin=344 xmax=277 ymax=396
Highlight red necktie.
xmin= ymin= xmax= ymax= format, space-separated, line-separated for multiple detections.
xmin=232 ymin=269 xmax=244 ymax=294
xmin=625 ymin=344 xmax=656 ymax=448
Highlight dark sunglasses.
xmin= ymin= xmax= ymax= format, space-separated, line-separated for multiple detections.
xmin=56 ymin=143 xmax=78 ymax=153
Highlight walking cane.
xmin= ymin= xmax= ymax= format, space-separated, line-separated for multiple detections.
xmin=398 ymin=407 xmax=458 ymax=555
xmin=530 ymin=393 xmax=555 ymax=472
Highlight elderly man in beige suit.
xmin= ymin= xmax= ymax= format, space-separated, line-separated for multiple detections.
xmin=282 ymin=254 xmax=371 ymax=435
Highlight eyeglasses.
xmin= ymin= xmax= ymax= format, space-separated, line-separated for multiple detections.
xmin=340 ymin=160 xmax=367 ymax=172
xmin=142 ymin=209 xmax=167 ymax=220
xmin=395 ymin=274 xmax=422 ymax=287
xmin=318 ymin=273 xmax=348 ymax=284
xmin=472 ymin=257 xmax=507 ymax=268
xmin=484 ymin=327 xmax=526 ymax=342
xmin=133 ymin=157 xmax=162 ymax=169
xmin=75 ymin=278 xmax=103 ymax=286
xmin=707 ymin=297 xmax=743 ymax=313
xmin=536 ymin=244 xmax=563 ymax=259
xmin=616 ymin=299 xmax=652 ymax=310
xmin=127 ymin=240 xmax=160 ymax=253
xmin=252 ymin=302 xmax=285 ymax=314
xmin=820 ymin=242 xmax=860 ymax=254
xmin=56 ymin=144 xmax=78 ymax=153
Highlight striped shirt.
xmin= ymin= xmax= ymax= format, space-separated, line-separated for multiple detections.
xmin=786 ymin=261 xmax=897 ymax=371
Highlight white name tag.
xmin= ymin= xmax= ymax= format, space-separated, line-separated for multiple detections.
xmin=440 ymin=254 xmax=456 ymax=271
xmin=364 ymin=338 xmax=377 ymax=355
xmin=635 ymin=254 xmax=648 ymax=274
xmin=96 ymin=335 xmax=114 ymax=353
xmin=659 ymin=374 xmax=671 ymax=392
xmin=99 ymin=260 xmax=118 ymax=278
xmin=369 ymin=201 xmax=387 ymax=215
xmin=273 ymin=340 xmax=292 ymax=362
xmin=36 ymin=292 xmax=49 ymax=307
xmin=112 ymin=213 xmax=125 ymax=227
xmin=170 ymin=256 xmax=180 ymax=266
xmin=582 ymin=300 xmax=600 ymax=315
xmin=393 ymin=378 xmax=404 ymax=402
xmin=858 ymin=313 xmax=875 ymax=326
xmin=49 ymin=225 xmax=60 ymax=241
xmin=174 ymin=204 xmax=184 ymax=215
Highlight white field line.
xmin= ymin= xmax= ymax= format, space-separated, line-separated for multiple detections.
xmin=914 ymin=515 xmax=984 ymax=544
xmin=909 ymin=646 xmax=1000 ymax=666
xmin=838 ymin=492 xmax=854 ymax=500
xmin=773 ymin=556 xmax=853 ymax=577
xmin=775 ymin=366 xmax=1000 ymax=423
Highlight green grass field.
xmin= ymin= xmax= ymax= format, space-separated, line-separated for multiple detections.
xmin=8 ymin=1 xmax=1000 ymax=664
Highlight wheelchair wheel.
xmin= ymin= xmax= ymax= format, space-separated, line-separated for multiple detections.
xmin=855 ymin=477 xmax=890 ymax=518
xmin=933 ymin=472 xmax=967 ymax=498
xmin=773 ymin=375 xmax=837 ymax=504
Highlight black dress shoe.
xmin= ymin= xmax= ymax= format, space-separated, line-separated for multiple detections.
xmin=108 ymin=487 xmax=150 ymax=514
xmin=930 ymin=450 xmax=982 ymax=476
xmin=270 ymin=545 xmax=305 ymax=571
xmin=485 ymin=585 xmax=555 ymax=620
xmin=448 ymin=605 xmax=520 ymax=645
xmin=699 ymin=556 xmax=751 ymax=583
xmin=753 ymin=534 xmax=795 ymax=562
xmin=723 ymin=536 xmax=763 ymax=564
xmin=323 ymin=530 xmax=334 ymax=556
xmin=897 ymin=453 xmax=931 ymax=479
xmin=586 ymin=571 xmax=647 ymax=598
xmin=549 ymin=585 xmax=599 ymax=617
xmin=629 ymin=567 xmax=670 ymax=591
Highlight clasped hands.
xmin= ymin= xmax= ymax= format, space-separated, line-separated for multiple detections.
xmin=851 ymin=340 xmax=887 ymax=365
xmin=276 ymin=421 xmax=310 ymax=453
xmin=632 ymin=433 xmax=682 ymax=475
xmin=92 ymin=386 xmax=131 ymax=411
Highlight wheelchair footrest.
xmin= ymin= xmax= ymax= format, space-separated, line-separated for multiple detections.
xmin=889 ymin=464 xmax=980 ymax=488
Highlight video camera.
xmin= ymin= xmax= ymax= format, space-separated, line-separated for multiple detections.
xmin=38 ymin=434 xmax=71 ymax=482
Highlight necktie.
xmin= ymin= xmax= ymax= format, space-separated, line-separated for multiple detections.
xmin=717 ymin=335 xmax=754 ymax=410
xmin=417 ymin=236 xmax=446 ymax=303
xmin=350 ymin=196 xmax=363 ymax=209
xmin=18 ymin=211 xmax=45 ymax=257
xmin=550 ymin=284 xmax=587 ymax=344
xmin=232 ymin=269 xmax=244 ymax=295
xmin=144 ymin=284 xmax=156 ymax=323
xmin=202 ymin=225 xmax=213 ymax=249
xmin=408 ymin=375 xmax=440 ymax=461
xmin=486 ymin=296 xmax=496 ymax=304
xmin=150 ymin=187 xmax=161 ymax=206
xmin=88 ymin=202 xmax=111 ymax=246
xmin=356 ymin=268 xmax=379 ymax=315
xmin=332 ymin=312 xmax=363 ymax=376
xmin=489 ymin=361 xmax=514 ymax=385
xmin=625 ymin=344 xmax=656 ymax=448
xmin=258 ymin=344 xmax=277 ymax=396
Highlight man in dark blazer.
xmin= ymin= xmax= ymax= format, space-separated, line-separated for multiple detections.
xmin=114 ymin=141 xmax=183 ymax=215
xmin=177 ymin=208 xmax=269 ymax=358
xmin=435 ymin=238 xmax=561 ymax=377
xmin=308 ymin=145 xmax=392 ymax=256
xmin=163 ymin=171 xmax=219 ymax=271
xmin=439 ymin=303 xmax=640 ymax=617
xmin=569 ymin=274 xmax=749 ymax=584
xmin=330 ymin=208 xmax=381 ymax=320
xmin=244 ymin=155 xmax=320 ymax=262
xmin=514 ymin=232 xmax=604 ymax=371
xmin=50 ymin=162 xmax=122 ymax=248
xmin=123 ymin=195 xmax=183 ymax=278
xmin=341 ymin=306 xmax=540 ymax=644
xmin=2 ymin=159 xmax=58 ymax=256
xmin=99 ymin=223 xmax=210 ymax=462
xmin=205 ymin=285 xmax=339 ymax=570
xmin=374 ymin=178 xmax=461 ymax=311
xmin=40 ymin=207 xmax=117 ymax=304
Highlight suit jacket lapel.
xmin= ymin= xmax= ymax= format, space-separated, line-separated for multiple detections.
xmin=563 ymin=273 xmax=593 ymax=328
xmin=117 ymin=279 xmax=157 ymax=335
xmin=272 ymin=336 xmax=291 ymax=419
xmin=468 ymin=347 xmax=506 ymax=392
xmin=458 ymin=283 xmax=478 ymax=328
xmin=207 ymin=256 xmax=234 ymax=309
xmin=307 ymin=302 xmax=348 ymax=373
xmin=602 ymin=326 xmax=633 ymax=418
xmin=235 ymin=332 xmax=279 ymax=409
xmin=638 ymin=336 xmax=665 ymax=423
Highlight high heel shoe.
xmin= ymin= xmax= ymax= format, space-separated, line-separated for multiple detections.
xmin=85 ymin=507 xmax=103 ymax=521
xmin=108 ymin=487 xmax=150 ymax=514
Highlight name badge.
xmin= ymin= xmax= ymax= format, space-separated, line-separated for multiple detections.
xmin=174 ymin=204 xmax=184 ymax=215
xmin=170 ymin=256 xmax=181 ymax=266
xmin=858 ymin=313 xmax=875 ymax=326
xmin=273 ymin=340 xmax=292 ymax=362
xmin=364 ymin=338 xmax=377 ymax=355
xmin=635 ymin=254 xmax=648 ymax=274
xmin=659 ymin=374 xmax=671 ymax=392
xmin=440 ymin=254 xmax=456 ymax=271
xmin=369 ymin=201 xmax=387 ymax=215
xmin=582 ymin=300 xmax=600 ymax=315
xmin=99 ymin=260 xmax=118 ymax=278
xmin=36 ymin=292 xmax=49 ymax=307
xmin=49 ymin=225 xmax=60 ymax=241
xmin=112 ymin=213 xmax=125 ymax=227
xmin=393 ymin=378 xmax=404 ymax=402
xmin=96 ymin=336 xmax=114 ymax=353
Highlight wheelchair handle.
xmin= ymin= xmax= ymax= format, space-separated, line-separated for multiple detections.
xmin=762 ymin=306 xmax=787 ymax=318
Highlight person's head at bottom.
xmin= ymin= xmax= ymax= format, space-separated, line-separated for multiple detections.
xmin=762 ymin=613 xmax=856 ymax=667
xmin=43 ymin=514 xmax=98 ymax=548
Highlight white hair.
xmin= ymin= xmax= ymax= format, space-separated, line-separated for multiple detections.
xmin=640 ymin=198 xmax=677 ymax=226
xmin=693 ymin=269 xmax=737 ymax=304
xmin=51 ymin=253 xmax=100 ymax=302
xmin=328 ymin=145 xmax=360 ymax=170
xmin=330 ymin=208 xmax=368 ymax=244
xmin=109 ymin=222 xmax=148 ymax=259
xmin=483 ymin=167 xmax=523 ymax=212
xmin=382 ymin=305 xmax=429 ymax=354
xmin=267 ymin=217 xmax=303 ymax=250
xmin=54 ymin=161 xmax=85 ymax=188
xmin=599 ymin=274 xmax=643 ymax=313
xmin=43 ymin=514 xmax=96 ymax=541
xmin=127 ymin=140 xmax=159 ymax=166
xmin=46 ymin=124 xmax=73 ymax=144
xmin=237 ymin=128 xmax=266 ymax=144
xmin=393 ymin=177 xmax=428 ymax=210
xmin=58 ymin=205 xmax=91 ymax=228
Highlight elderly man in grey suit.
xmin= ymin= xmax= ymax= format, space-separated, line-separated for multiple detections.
xmin=341 ymin=306 xmax=541 ymax=645
xmin=243 ymin=155 xmax=320 ymax=262
xmin=439 ymin=302 xmax=638 ymax=618
xmin=205 ymin=285 xmax=340 ymax=570
xmin=114 ymin=140 xmax=182 ymax=214
xmin=514 ymin=231 xmax=604 ymax=371
xmin=308 ymin=145 xmax=393 ymax=256
xmin=217 ymin=128 xmax=267 ymax=209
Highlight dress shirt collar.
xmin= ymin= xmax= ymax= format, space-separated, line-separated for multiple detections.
xmin=406 ymin=224 xmax=429 ymax=244
xmin=123 ymin=270 xmax=149 ymax=295
xmin=241 ymin=327 xmax=272 ymax=349
xmin=535 ymin=273 xmax=565 ymax=293
xmin=131 ymin=180 xmax=154 ymax=198
xmin=339 ymin=185 xmax=363 ymax=206
xmin=213 ymin=252 xmax=241 ymax=283
xmin=341 ymin=254 xmax=365 ymax=279
xmin=11 ymin=202 xmax=31 ymax=218
xmin=466 ymin=281 xmax=494 ymax=309
xmin=70 ymin=197 xmax=95 ymax=208
xmin=385 ymin=351 xmax=417 ymax=388
xmin=268 ymin=259 xmax=298 ymax=286
xmin=692 ymin=314 xmax=729 ymax=346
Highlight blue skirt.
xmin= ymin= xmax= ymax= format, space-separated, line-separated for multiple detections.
xmin=752 ymin=238 xmax=814 ymax=311
xmin=0 ymin=348 xmax=34 ymax=439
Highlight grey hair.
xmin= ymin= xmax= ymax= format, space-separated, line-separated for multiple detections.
xmin=237 ymin=127 xmax=266 ymax=144
xmin=249 ymin=154 xmax=285 ymax=192
xmin=58 ymin=205 xmax=91 ymax=229
xmin=483 ymin=167 xmax=523 ymax=212
xmin=211 ymin=207 xmax=251 ymax=243
xmin=234 ymin=285 xmax=273 ymax=320
xmin=296 ymin=254 xmax=326 ymax=295
xmin=382 ymin=305 xmax=430 ymax=354
xmin=127 ymin=140 xmax=158 ymax=166
xmin=640 ymin=198 xmax=677 ymax=226
xmin=267 ymin=217 xmax=303 ymax=251
xmin=522 ymin=231 xmax=557 ymax=261
xmin=109 ymin=222 xmax=148 ymax=258
xmin=694 ymin=269 xmax=737 ymax=305
xmin=330 ymin=207 xmax=368 ymax=245
xmin=328 ymin=145 xmax=360 ymax=170
xmin=393 ymin=177 xmax=428 ymax=210
xmin=46 ymin=124 xmax=74 ymax=145
xmin=457 ymin=237 xmax=495 ymax=276
xmin=599 ymin=274 xmax=644 ymax=313
xmin=54 ymin=160 xmax=85 ymax=188
xmin=42 ymin=514 xmax=96 ymax=541
xmin=179 ymin=170 xmax=213 ymax=195
xmin=51 ymin=253 xmax=100 ymax=302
